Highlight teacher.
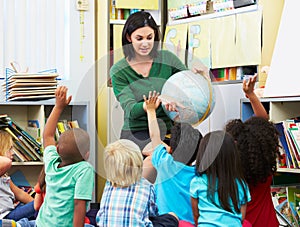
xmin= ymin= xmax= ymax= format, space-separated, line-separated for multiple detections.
xmin=110 ymin=11 xmax=206 ymax=150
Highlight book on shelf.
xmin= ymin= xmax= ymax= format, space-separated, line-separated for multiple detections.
xmin=272 ymin=186 xmax=294 ymax=226
xmin=26 ymin=119 xmax=41 ymax=142
xmin=68 ymin=120 xmax=80 ymax=129
xmin=0 ymin=115 xmax=43 ymax=162
xmin=275 ymin=120 xmax=300 ymax=170
xmin=275 ymin=122 xmax=293 ymax=168
xmin=287 ymin=186 xmax=300 ymax=226
xmin=55 ymin=119 xmax=81 ymax=140
xmin=271 ymin=185 xmax=300 ymax=226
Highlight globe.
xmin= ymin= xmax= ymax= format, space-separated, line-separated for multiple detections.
xmin=160 ymin=70 xmax=215 ymax=126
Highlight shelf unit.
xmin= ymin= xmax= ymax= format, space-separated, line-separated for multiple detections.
xmin=241 ymin=96 xmax=300 ymax=176
xmin=167 ymin=4 xmax=258 ymax=25
xmin=1 ymin=100 xmax=94 ymax=187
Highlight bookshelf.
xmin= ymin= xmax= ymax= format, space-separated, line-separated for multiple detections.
xmin=241 ymin=96 xmax=300 ymax=175
xmin=1 ymin=101 xmax=94 ymax=187
xmin=241 ymin=96 xmax=300 ymax=225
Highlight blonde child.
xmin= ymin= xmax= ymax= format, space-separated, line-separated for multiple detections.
xmin=0 ymin=130 xmax=35 ymax=221
xmin=190 ymin=131 xmax=251 ymax=226
xmin=96 ymin=139 xmax=179 ymax=227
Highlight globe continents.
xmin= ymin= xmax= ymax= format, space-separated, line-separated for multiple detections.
xmin=160 ymin=70 xmax=215 ymax=125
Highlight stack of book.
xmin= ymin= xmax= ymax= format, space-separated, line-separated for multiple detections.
xmin=276 ymin=118 xmax=300 ymax=169
xmin=0 ymin=114 xmax=43 ymax=162
xmin=2 ymin=73 xmax=58 ymax=101
xmin=272 ymin=185 xmax=300 ymax=226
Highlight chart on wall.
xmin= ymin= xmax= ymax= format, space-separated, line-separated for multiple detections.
xmin=264 ymin=0 xmax=300 ymax=97
xmin=187 ymin=20 xmax=211 ymax=69
xmin=163 ymin=24 xmax=188 ymax=64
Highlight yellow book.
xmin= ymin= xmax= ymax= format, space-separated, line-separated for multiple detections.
xmin=57 ymin=122 xmax=65 ymax=134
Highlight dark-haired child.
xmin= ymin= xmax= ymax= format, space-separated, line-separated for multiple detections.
xmin=225 ymin=74 xmax=279 ymax=226
xmin=143 ymin=91 xmax=202 ymax=225
xmin=191 ymin=130 xmax=251 ymax=226
xmin=225 ymin=117 xmax=280 ymax=226
xmin=35 ymin=86 xmax=95 ymax=227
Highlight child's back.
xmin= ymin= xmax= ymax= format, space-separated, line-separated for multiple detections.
xmin=36 ymin=86 xmax=95 ymax=227
xmin=96 ymin=139 xmax=178 ymax=227
xmin=226 ymin=116 xmax=279 ymax=227
xmin=191 ymin=131 xmax=251 ymax=226
xmin=152 ymin=123 xmax=201 ymax=223
xmin=143 ymin=92 xmax=202 ymax=224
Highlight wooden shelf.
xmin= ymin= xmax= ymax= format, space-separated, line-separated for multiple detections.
xmin=277 ymin=168 xmax=300 ymax=174
xmin=12 ymin=161 xmax=44 ymax=166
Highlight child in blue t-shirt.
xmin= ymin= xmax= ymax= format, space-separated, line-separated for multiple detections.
xmin=143 ymin=91 xmax=202 ymax=225
xmin=190 ymin=130 xmax=251 ymax=226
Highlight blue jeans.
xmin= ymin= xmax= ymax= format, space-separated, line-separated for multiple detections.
xmin=5 ymin=201 xmax=35 ymax=221
xmin=17 ymin=218 xmax=36 ymax=227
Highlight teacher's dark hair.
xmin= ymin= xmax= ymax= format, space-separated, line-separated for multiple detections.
xmin=122 ymin=11 xmax=160 ymax=61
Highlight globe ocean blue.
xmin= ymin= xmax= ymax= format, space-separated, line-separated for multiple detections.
xmin=160 ymin=70 xmax=215 ymax=125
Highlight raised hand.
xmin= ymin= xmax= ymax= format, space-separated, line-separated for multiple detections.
xmin=55 ymin=86 xmax=72 ymax=109
xmin=243 ymin=74 xmax=257 ymax=98
xmin=143 ymin=91 xmax=161 ymax=111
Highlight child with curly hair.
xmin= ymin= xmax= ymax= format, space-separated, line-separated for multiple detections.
xmin=224 ymin=73 xmax=280 ymax=227
xmin=225 ymin=117 xmax=280 ymax=226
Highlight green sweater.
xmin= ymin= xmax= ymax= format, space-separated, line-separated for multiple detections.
xmin=111 ymin=50 xmax=187 ymax=131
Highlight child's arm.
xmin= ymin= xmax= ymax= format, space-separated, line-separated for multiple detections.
xmin=243 ymin=74 xmax=268 ymax=119
xmin=34 ymin=192 xmax=44 ymax=211
xmin=10 ymin=180 xmax=33 ymax=204
xmin=143 ymin=91 xmax=162 ymax=149
xmin=73 ymin=199 xmax=87 ymax=227
xmin=191 ymin=197 xmax=199 ymax=225
xmin=43 ymin=86 xmax=72 ymax=148
xmin=0 ymin=156 xmax=12 ymax=176
xmin=240 ymin=204 xmax=247 ymax=222
xmin=33 ymin=183 xmax=44 ymax=210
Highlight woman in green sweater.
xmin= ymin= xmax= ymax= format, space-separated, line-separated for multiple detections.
xmin=110 ymin=11 xmax=206 ymax=150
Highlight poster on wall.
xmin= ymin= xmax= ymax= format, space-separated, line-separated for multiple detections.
xmin=115 ymin=0 xmax=158 ymax=10
xmin=235 ymin=10 xmax=262 ymax=66
xmin=210 ymin=15 xmax=236 ymax=68
xmin=187 ymin=20 xmax=211 ymax=69
xmin=163 ymin=24 xmax=188 ymax=64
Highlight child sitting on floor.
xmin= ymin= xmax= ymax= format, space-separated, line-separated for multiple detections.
xmin=191 ymin=130 xmax=251 ymax=226
xmin=35 ymin=86 xmax=95 ymax=227
xmin=0 ymin=130 xmax=36 ymax=222
xmin=142 ymin=91 xmax=202 ymax=225
xmin=96 ymin=139 xmax=179 ymax=227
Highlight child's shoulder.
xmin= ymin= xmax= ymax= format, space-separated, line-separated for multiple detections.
xmin=73 ymin=160 xmax=95 ymax=174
